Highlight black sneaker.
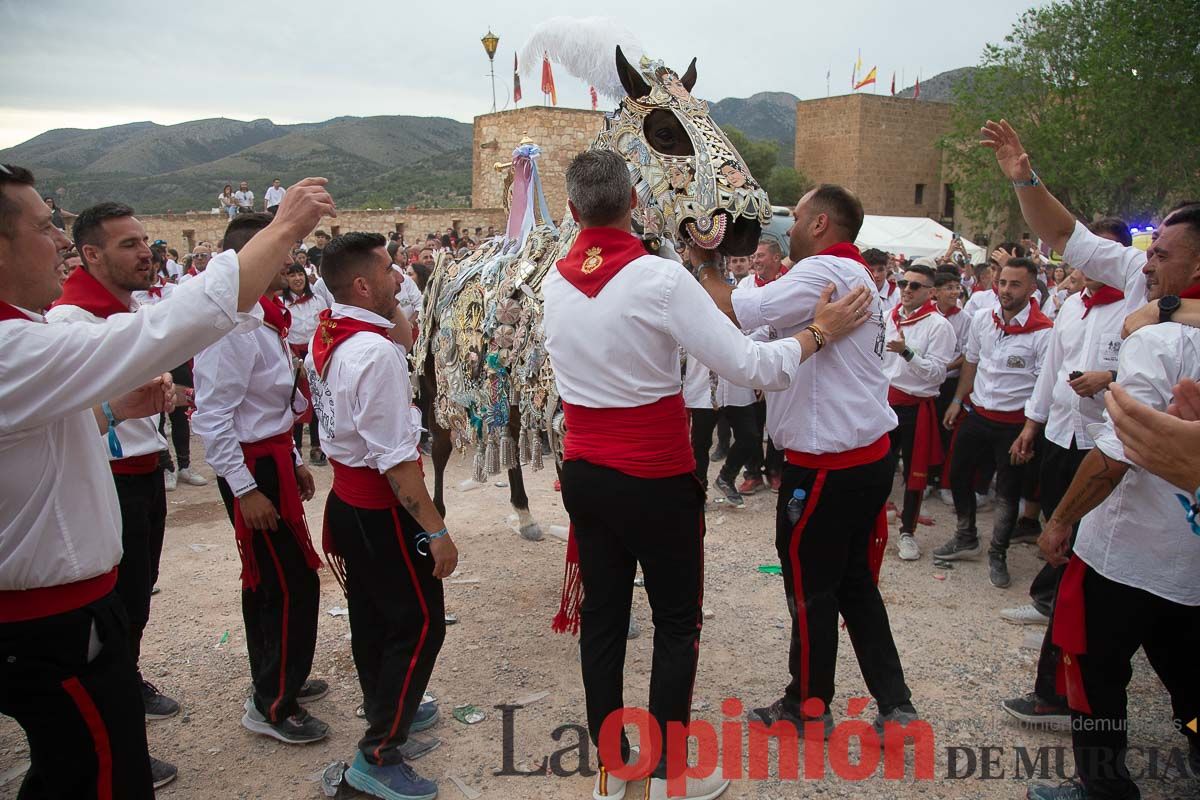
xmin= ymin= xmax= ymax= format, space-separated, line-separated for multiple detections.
xmin=1012 ymin=517 xmax=1043 ymax=544
xmin=710 ymin=445 xmax=728 ymax=462
xmin=932 ymin=535 xmax=982 ymax=560
xmin=241 ymin=699 xmax=330 ymax=744
xmin=150 ymin=756 xmax=178 ymax=789
xmin=1000 ymin=693 xmax=1070 ymax=728
xmin=142 ymin=680 xmax=180 ymax=720
xmin=874 ymin=703 xmax=920 ymax=736
xmin=298 ymin=679 xmax=329 ymax=705
xmin=714 ymin=475 xmax=745 ymax=508
xmin=748 ymin=699 xmax=833 ymax=739
xmin=989 ymin=555 xmax=1011 ymax=588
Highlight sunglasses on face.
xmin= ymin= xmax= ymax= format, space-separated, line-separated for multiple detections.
xmin=897 ymin=279 xmax=930 ymax=290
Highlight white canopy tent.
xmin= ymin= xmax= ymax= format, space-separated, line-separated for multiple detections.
xmin=854 ymin=215 xmax=986 ymax=263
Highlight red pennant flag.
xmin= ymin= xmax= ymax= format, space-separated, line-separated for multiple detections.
xmin=914 ymin=76 xmax=921 ymax=99
xmin=589 ymin=86 xmax=598 ymax=110
xmin=513 ymin=52 xmax=522 ymax=104
xmin=890 ymin=72 xmax=895 ymax=96
xmin=541 ymin=54 xmax=557 ymax=105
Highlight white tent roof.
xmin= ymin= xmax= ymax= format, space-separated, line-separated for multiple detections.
xmin=855 ymin=215 xmax=985 ymax=263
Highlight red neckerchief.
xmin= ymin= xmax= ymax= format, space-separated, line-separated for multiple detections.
xmin=939 ymin=304 xmax=961 ymax=318
xmin=992 ymin=302 xmax=1054 ymax=335
xmin=816 ymin=241 xmax=870 ymax=270
xmin=258 ymin=295 xmax=291 ymax=339
xmin=147 ymin=286 xmax=163 ymax=298
xmin=1181 ymin=282 xmax=1200 ymax=300
xmin=891 ymin=299 xmax=939 ymax=328
xmin=554 ymin=226 xmax=648 ymax=298
xmin=187 ymin=266 xmax=198 ymax=277
xmin=311 ymin=308 xmax=391 ymax=378
xmin=0 ymin=301 xmax=36 ymax=323
xmin=753 ymin=265 xmax=788 ymax=287
xmin=51 ymin=267 xmax=129 ymax=318
xmin=1080 ymin=286 xmax=1124 ymax=317
xmin=288 ymin=292 xmax=317 ymax=305
xmin=886 ymin=279 xmax=897 ymax=298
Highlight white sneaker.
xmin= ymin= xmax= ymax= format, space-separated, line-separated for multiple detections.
xmin=177 ymin=468 xmax=209 ymax=486
xmin=163 ymin=470 xmax=177 ymax=491
xmin=647 ymin=767 xmax=729 ymax=800
xmin=1000 ymin=604 xmax=1050 ymax=626
xmin=594 ymin=747 xmax=638 ymax=800
xmin=897 ymin=534 xmax=920 ymax=561
xmin=938 ymin=488 xmax=954 ymax=506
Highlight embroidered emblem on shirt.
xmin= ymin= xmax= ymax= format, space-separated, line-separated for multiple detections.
xmin=1006 ymin=355 xmax=1027 ymax=369
xmin=581 ymin=247 xmax=604 ymax=274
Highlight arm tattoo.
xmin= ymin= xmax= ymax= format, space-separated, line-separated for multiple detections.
xmin=1053 ymin=450 xmax=1127 ymax=526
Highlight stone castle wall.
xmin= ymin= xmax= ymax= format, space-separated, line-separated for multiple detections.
xmin=472 ymin=107 xmax=607 ymax=221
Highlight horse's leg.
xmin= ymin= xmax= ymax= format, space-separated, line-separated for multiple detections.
xmin=422 ymin=358 xmax=452 ymax=518
xmin=507 ymin=410 xmax=542 ymax=541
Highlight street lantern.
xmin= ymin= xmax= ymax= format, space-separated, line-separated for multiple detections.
xmin=481 ymin=29 xmax=500 ymax=113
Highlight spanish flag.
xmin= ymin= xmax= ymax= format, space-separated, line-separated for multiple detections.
xmin=854 ymin=66 xmax=877 ymax=90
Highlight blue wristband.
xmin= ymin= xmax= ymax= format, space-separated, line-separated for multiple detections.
xmin=1174 ymin=489 xmax=1200 ymax=537
xmin=101 ymin=401 xmax=123 ymax=458
xmin=426 ymin=527 xmax=448 ymax=541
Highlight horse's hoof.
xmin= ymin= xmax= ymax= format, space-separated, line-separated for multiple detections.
xmin=519 ymin=523 xmax=543 ymax=542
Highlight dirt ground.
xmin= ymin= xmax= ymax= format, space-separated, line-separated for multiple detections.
xmin=1 ymin=437 xmax=1195 ymax=800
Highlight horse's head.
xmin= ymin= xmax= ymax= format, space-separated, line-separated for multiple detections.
xmin=593 ymin=46 xmax=771 ymax=257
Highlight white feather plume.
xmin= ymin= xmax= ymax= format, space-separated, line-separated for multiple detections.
xmin=518 ymin=16 xmax=646 ymax=102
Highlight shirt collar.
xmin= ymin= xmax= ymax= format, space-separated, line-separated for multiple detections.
xmin=992 ymin=299 xmax=1032 ymax=326
xmin=331 ymin=302 xmax=395 ymax=329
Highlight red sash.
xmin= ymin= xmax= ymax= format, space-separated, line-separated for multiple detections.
xmin=1051 ymin=555 xmax=1091 ymax=714
xmin=231 ymin=431 xmax=321 ymax=590
xmin=554 ymin=227 xmax=648 ymax=298
xmin=323 ymin=459 xmax=399 ymax=592
xmin=991 ymin=303 xmax=1053 ymax=335
xmin=288 ymin=343 xmax=313 ymax=424
xmin=0 ymin=301 xmax=35 ymax=323
xmin=553 ymin=394 xmax=695 ymax=634
xmin=972 ymin=404 xmax=1026 ymax=425
xmin=888 ymin=388 xmax=945 ymax=491
xmin=891 ymin=299 xmax=939 ymax=328
xmin=784 ymin=433 xmax=890 ymax=470
xmin=311 ymin=309 xmax=390 ymax=379
xmin=1079 ymin=286 xmax=1124 ymax=317
xmin=0 ymin=567 xmax=118 ymax=623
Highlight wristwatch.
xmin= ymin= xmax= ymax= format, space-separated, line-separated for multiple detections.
xmin=1159 ymin=294 xmax=1181 ymax=324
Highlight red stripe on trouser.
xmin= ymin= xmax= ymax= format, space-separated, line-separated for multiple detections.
xmin=61 ymin=677 xmax=113 ymax=800
xmin=787 ymin=469 xmax=828 ymax=703
xmin=260 ymin=533 xmax=291 ymax=723
xmin=373 ymin=508 xmax=430 ymax=762
xmin=684 ymin=509 xmax=706 ymax=716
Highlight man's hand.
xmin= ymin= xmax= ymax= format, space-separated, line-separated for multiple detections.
xmin=1010 ymin=421 xmax=1039 ymax=465
xmin=110 ymin=373 xmax=175 ymax=421
xmin=429 ymin=534 xmax=458 ymax=579
xmin=238 ymin=490 xmax=279 ymax=531
xmin=269 ymin=178 xmax=337 ymax=241
xmin=809 ymin=283 xmax=872 ymax=343
xmin=990 ymin=246 xmax=1018 ymax=269
xmin=943 ymin=402 xmax=964 ymax=431
xmin=1168 ymin=377 xmax=1200 ymax=421
xmin=1039 ymin=518 xmax=1073 ymax=566
xmin=295 ymin=464 xmax=316 ymax=502
xmin=885 ymin=328 xmax=907 ymax=355
xmin=1105 ymin=381 xmax=1200 ymax=493
xmin=980 ymin=119 xmax=1034 ymax=183
xmin=1068 ymin=370 xmax=1113 ymax=398
xmin=1122 ymin=300 xmax=1159 ymax=338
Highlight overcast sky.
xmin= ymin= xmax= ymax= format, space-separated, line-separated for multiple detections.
xmin=0 ymin=0 xmax=1043 ymax=149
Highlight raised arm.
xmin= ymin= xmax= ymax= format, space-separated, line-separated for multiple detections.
xmin=980 ymin=120 xmax=1075 ymax=254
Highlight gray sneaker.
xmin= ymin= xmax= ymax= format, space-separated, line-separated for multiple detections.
xmin=989 ymin=556 xmax=1011 ymax=588
xmin=241 ymin=698 xmax=330 ymax=744
xmin=714 ymin=475 xmax=744 ymax=508
xmin=150 ymin=756 xmax=177 ymax=789
xmin=932 ymin=535 xmax=981 ymax=560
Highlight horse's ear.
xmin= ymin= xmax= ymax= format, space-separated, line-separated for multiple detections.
xmin=680 ymin=57 xmax=697 ymax=91
xmin=615 ymin=46 xmax=650 ymax=99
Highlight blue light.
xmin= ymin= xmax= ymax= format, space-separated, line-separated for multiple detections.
xmin=1131 ymin=227 xmax=1140 ymax=233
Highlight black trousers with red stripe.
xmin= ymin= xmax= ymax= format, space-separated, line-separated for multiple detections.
xmin=1070 ymin=564 xmax=1200 ymax=799
xmin=561 ymin=459 xmax=705 ymax=778
xmin=775 ymin=453 xmax=912 ymax=715
xmin=948 ymin=411 xmax=1027 ymax=556
xmin=888 ymin=403 xmax=926 ymax=535
xmin=217 ymin=457 xmax=320 ymax=723
xmin=324 ymin=493 xmax=446 ymax=766
xmin=112 ymin=469 xmax=167 ymax=682
xmin=0 ymin=592 xmax=153 ymax=799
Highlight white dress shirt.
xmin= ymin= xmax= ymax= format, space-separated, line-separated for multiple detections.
xmin=0 ymin=253 xmax=246 ymax=592
xmin=941 ymin=307 xmax=971 ymax=378
xmin=964 ymin=301 xmax=1053 ymax=413
xmin=963 ymin=287 xmax=997 ymax=319
xmin=233 ymin=189 xmax=255 ymax=209
xmin=165 ymin=259 xmax=181 ymax=280
xmin=1024 ymin=292 xmax=1125 ymax=449
xmin=883 ymin=306 xmax=956 ymax=398
xmin=305 ymin=304 xmax=421 ymax=472
xmin=394 ymin=267 xmax=423 ymax=324
xmin=543 ymin=253 xmax=802 ymax=409
xmin=264 ymin=185 xmax=286 ymax=208
xmin=284 ymin=294 xmax=329 ymax=348
xmin=1076 ymin=323 xmax=1200 ymax=606
xmin=683 ymin=273 xmax=762 ymax=410
xmin=133 ymin=282 xmax=174 ymax=306
xmin=877 ymin=281 xmax=900 ymax=314
xmin=732 ymin=252 xmax=897 ymax=454
xmin=312 ymin=277 xmax=335 ymax=308
xmin=1062 ymin=221 xmax=1147 ymax=315
xmin=192 ymin=308 xmax=302 ymax=497
xmin=45 ymin=301 xmax=169 ymax=460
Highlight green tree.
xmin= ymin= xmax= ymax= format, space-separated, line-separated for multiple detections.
xmin=723 ymin=126 xmax=781 ymax=187
xmin=944 ymin=0 xmax=1200 ymax=230
xmin=764 ymin=167 xmax=806 ymax=208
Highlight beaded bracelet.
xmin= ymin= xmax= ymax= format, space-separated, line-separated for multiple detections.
xmin=1174 ymin=489 xmax=1200 ymax=536
xmin=806 ymin=324 xmax=827 ymax=352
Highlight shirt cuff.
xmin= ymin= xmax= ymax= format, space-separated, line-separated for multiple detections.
xmin=1087 ymin=421 xmax=1130 ymax=465
xmin=227 ymin=465 xmax=258 ymax=497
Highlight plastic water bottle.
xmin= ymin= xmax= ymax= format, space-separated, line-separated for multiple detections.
xmin=786 ymin=488 xmax=808 ymax=526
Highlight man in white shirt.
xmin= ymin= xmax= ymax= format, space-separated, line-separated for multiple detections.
xmin=233 ymin=180 xmax=254 ymax=214
xmin=545 ymin=153 xmax=870 ymax=800
xmin=699 ymin=183 xmax=919 ymax=741
xmin=929 ymin=269 xmax=971 ymax=500
xmin=306 ymin=232 xmax=456 ymax=800
xmin=264 ymin=178 xmax=286 ymax=213
xmin=192 ymin=213 xmax=330 ymax=746
xmin=934 ymin=258 xmax=1053 ymax=589
xmin=882 ymin=263 xmax=957 ymax=560
xmin=0 ymin=164 xmax=334 ymax=799
xmin=863 ymin=247 xmax=899 ymax=312
xmin=45 ymin=203 xmax=184 ymax=783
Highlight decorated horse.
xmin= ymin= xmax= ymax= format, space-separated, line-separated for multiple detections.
xmin=413 ymin=25 xmax=772 ymax=540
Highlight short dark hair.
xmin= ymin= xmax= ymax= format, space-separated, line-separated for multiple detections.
xmin=72 ymin=202 xmax=136 ymax=266
xmin=756 ymin=237 xmax=783 ymax=258
xmin=223 ymin=212 xmax=273 ymax=253
xmin=934 ymin=271 xmax=960 ymax=289
xmin=1001 ymin=257 xmax=1039 ymax=278
xmin=905 ymin=264 xmax=936 ymax=283
xmin=565 ymin=149 xmax=632 ymax=226
xmin=322 ymin=232 xmax=388 ymax=297
xmin=386 ymin=240 xmax=400 ymax=259
xmin=809 ymin=184 xmax=864 ymax=241
xmin=860 ymin=247 xmax=889 ymax=267
xmin=935 ymin=264 xmax=961 ymax=279
xmin=0 ymin=163 xmax=36 ymax=239
xmin=1090 ymin=217 xmax=1132 ymax=248
xmin=1163 ymin=203 xmax=1200 ymax=241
